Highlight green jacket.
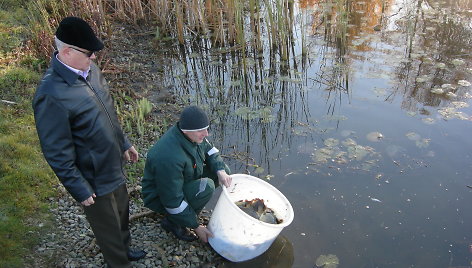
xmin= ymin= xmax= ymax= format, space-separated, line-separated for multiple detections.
xmin=142 ymin=124 xmax=227 ymax=228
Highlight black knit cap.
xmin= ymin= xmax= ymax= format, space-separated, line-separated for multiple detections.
xmin=179 ymin=106 xmax=210 ymax=131
xmin=56 ymin=17 xmax=104 ymax=51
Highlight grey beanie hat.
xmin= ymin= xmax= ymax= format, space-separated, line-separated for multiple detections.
xmin=179 ymin=106 xmax=209 ymax=131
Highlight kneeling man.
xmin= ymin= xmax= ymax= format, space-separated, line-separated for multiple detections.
xmin=142 ymin=106 xmax=232 ymax=242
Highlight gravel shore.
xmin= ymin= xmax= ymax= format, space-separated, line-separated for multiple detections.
xmin=28 ymin=184 xmax=223 ymax=268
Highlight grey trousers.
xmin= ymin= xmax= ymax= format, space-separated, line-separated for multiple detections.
xmin=83 ymin=184 xmax=132 ymax=268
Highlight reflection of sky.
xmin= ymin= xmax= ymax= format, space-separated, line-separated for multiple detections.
xmin=159 ymin=0 xmax=472 ymax=267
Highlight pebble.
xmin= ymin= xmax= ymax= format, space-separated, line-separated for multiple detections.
xmin=25 ymin=184 xmax=220 ymax=268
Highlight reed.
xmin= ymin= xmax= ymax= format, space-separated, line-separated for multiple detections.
xmin=27 ymin=0 xmax=69 ymax=62
xmin=27 ymin=0 xmax=298 ymax=70
xmin=27 ymin=0 xmax=109 ymax=63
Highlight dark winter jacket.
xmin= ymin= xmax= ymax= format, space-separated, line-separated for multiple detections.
xmin=33 ymin=52 xmax=131 ymax=203
xmin=142 ymin=124 xmax=227 ymax=228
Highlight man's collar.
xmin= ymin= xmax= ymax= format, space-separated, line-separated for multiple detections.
xmin=55 ymin=53 xmax=90 ymax=79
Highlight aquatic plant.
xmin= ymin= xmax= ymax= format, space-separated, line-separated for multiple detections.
xmin=315 ymin=254 xmax=339 ymax=268
xmin=366 ymin=131 xmax=383 ymax=142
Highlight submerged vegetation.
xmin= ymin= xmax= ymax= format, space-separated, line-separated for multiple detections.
xmin=315 ymin=254 xmax=339 ymax=268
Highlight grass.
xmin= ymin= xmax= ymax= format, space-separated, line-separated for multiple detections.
xmin=0 ymin=1 xmax=61 ymax=266
xmin=0 ymin=65 xmax=58 ymax=267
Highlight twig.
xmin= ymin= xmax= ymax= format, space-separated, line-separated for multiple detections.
xmin=1 ymin=100 xmax=16 ymax=104
xmin=129 ymin=209 xmax=155 ymax=222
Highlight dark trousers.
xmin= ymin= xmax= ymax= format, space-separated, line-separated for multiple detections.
xmin=83 ymin=184 xmax=131 ymax=268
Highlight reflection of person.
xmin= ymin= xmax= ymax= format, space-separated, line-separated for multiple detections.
xmin=142 ymin=106 xmax=232 ymax=242
xmin=33 ymin=17 xmax=145 ymax=267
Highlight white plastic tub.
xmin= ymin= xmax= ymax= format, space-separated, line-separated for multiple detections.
xmin=208 ymin=174 xmax=294 ymax=262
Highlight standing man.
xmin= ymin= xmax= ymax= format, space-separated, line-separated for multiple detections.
xmin=33 ymin=17 xmax=146 ymax=267
xmin=142 ymin=106 xmax=232 ymax=243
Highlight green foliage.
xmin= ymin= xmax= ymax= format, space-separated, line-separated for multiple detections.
xmin=0 ymin=0 xmax=30 ymax=11
xmin=126 ymin=158 xmax=146 ymax=185
xmin=0 ymin=103 xmax=57 ymax=267
xmin=114 ymin=93 xmax=156 ymax=139
xmin=25 ymin=0 xmax=71 ymax=62
xmin=0 ymin=67 xmax=41 ymax=104
xmin=0 ymin=5 xmax=57 ymax=261
xmin=0 ymin=22 xmax=22 ymax=53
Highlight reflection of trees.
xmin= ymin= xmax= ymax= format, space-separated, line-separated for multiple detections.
xmin=157 ymin=0 xmax=472 ymax=174
xmin=306 ymin=0 xmax=390 ymax=51
xmin=159 ymin=0 xmax=391 ymax=172
xmin=384 ymin=0 xmax=472 ymax=111
xmin=162 ymin=3 xmax=313 ymax=173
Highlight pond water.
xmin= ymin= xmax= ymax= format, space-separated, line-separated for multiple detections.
xmin=157 ymin=0 xmax=472 ymax=267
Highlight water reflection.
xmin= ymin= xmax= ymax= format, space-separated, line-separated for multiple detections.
xmin=155 ymin=0 xmax=472 ymax=266
xmin=217 ymin=235 xmax=294 ymax=268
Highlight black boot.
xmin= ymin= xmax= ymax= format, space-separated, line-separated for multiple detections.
xmin=127 ymin=248 xmax=147 ymax=261
xmin=161 ymin=217 xmax=197 ymax=242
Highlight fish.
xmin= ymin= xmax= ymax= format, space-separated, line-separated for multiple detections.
xmin=235 ymin=198 xmax=281 ymax=224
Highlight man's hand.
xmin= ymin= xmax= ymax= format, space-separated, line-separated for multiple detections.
xmin=194 ymin=225 xmax=213 ymax=243
xmin=217 ymin=170 xmax=232 ymax=188
xmin=124 ymin=146 xmax=139 ymax=163
xmin=81 ymin=193 xmax=96 ymax=206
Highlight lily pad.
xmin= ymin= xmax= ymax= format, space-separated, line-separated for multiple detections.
xmin=347 ymin=145 xmax=371 ymax=160
xmin=342 ymin=138 xmax=357 ymax=147
xmin=324 ymin=138 xmax=339 ymax=147
xmin=313 ymin=147 xmax=334 ymax=163
xmin=234 ymin=106 xmax=274 ymax=122
xmin=366 ymin=131 xmax=384 ymax=142
xmin=435 ymin=62 xmax=446 ymax=69
xmin=406 ymin=132 xmax=421 ymax=141
xmin=451 ymin=59 xmax=465 ymax=66
xmin=451 ymin=102 xmax=469 ymax=108
xmin=422 ymin=118 xmax=435 ymax=125
xmin=446 ymin=92 xmax=457 ymax=98
xmin=315 ymin=254 xmax=339 ymax=268
xmin=458 ymin=80 xmax=471 ymax=87
xmin=416 ymin=75 xmax=431 ymax=83
xmin=416 ymin=138 xmax=431 ymax=148
xmin=438 ymin=107 xmax=469 ymax=120
xmin=254 ymin=166 xmax=265 ymax=174
xmin=441 ymin=83 xmax=456 ymax=90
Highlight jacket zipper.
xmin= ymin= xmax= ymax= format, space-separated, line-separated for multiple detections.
xmin=84 ymin=79 xmax=116 ymax=131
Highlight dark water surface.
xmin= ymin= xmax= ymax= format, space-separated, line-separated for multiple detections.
xmin=157 ymin=0 xmax=472 ymax=267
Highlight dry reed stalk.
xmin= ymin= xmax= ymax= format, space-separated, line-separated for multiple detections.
xmin=73 ymin=0 xmax=109 ymax=39
xmin=226 ymin=0 xmax=236 ymax=45
xmin=249 ymin=0 xmax=262 ymax=52
xmin=175 ymin=1 xmax=185 ymax=44
xmin=149 ymin=0 xmax=174 ymax=37
xmin=111 ymin=0 xmax=129 ymax=22
xmin=263 ymin=0 xmax=276 ymax=49
xmin=128 ymin=0 xmax=145 ymax=23
xmin=27 ymin=0 xmax=70 ymax=60
xmin=190 ymin=0 xmax=209 ymax=34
